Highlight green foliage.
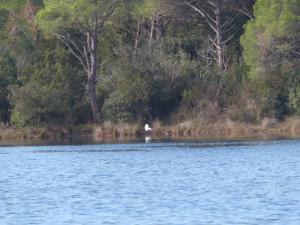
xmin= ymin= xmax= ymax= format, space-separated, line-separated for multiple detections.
xmin=102 ymin=77 xmax=150 ymax=122
xmin=0 ymin=0 xmax=299 ymax=127
xmin=0 ymin=0 xmax=26 ymax=10
xmin=0 ymin=9 xmax=9 ymax=31
xmin=289 ymin=87 xmax=300 ymax=116
xmin=36 ymin=0 xmax=116 ymax=34
xmin=288 ymin=69 xmax=300 ymax=116
xmin=0 ymin=53 xmax=17 ymax=123
xmin=241 ymin=0 xmax=300 ymax=79
xmin=101 ymin=52 xmax=153 ymax=123
xmin=101 ymin=46 xmax=186 ymax=122
xmin=10 ymin=45 xmax=88 ymax=127
xmin=132 ymin=0 xmax=157 ymax=17
xmin=241 ymin=0 xmax=300 ymax=119
xmin=36 ymin=0 xmax=74 ymax=34
xmin=176 ymin=60 xmax=248 ymax=122
xmin=0 ymin=0 xmax=43 ymax=14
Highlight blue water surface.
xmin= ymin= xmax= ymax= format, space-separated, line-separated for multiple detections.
xmin=0 ymin=139 xmax=299 ymax=225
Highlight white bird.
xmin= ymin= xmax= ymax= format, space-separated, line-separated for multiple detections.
xmin=144 ymin=124 xmax=152 ymax=132
xmin=145 ymin=136 xmax=152 ymax=143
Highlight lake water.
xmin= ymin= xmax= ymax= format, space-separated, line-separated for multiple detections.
xmin=0 ymin=139 xmax=300 ymax=225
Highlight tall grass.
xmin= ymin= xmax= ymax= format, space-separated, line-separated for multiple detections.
xmin=1 ymin=118 xmax=300 ymax=142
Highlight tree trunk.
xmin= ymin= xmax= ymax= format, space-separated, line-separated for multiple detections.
xmin=149 ymin=13 xmax=164 ymax=52
xmin=87 ymin=75 xmax=99 ymax=123
xmin=215 ymin=0 xmax=225 ymax=70
xmin=134 ymin=17 xmax=142 ymax=57
xmin=88 ymin=31 xmax=100 ymax=123
xmin=149 ymin=12 xmax=155 ymax=51
xmin=155 ymin=14 xmax=164 ymax=41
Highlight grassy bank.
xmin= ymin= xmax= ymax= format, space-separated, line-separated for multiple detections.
xmin=1 ymin=118 xmax=300 ymax=144
xmin=153 ymin=118 xmax=300 ymax=140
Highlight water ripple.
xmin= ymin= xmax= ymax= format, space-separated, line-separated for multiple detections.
xmin=0 ymin=140 xmax=300 ymax=225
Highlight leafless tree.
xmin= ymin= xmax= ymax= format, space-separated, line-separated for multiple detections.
xmin=50 ymin=1 xmax=120 ymax=122
xmin=162 ymin=0 xmax=255 ymax=70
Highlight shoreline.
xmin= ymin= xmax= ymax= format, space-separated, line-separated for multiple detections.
xmin=1 ymin=118 xmax=300 ymax=145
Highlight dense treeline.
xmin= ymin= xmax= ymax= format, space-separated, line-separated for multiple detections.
xmin=0 ymin=0 xmax=299 ymax=127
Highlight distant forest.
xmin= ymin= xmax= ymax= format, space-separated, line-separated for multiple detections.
xmin=0 ymin=0 xmax=299 ymax=127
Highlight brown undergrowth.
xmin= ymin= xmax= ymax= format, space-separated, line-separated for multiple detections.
xmin=1 ymin=117 xmax=300 ymax=144
xmin=152 ymin=117 xmax=300 ymax=139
